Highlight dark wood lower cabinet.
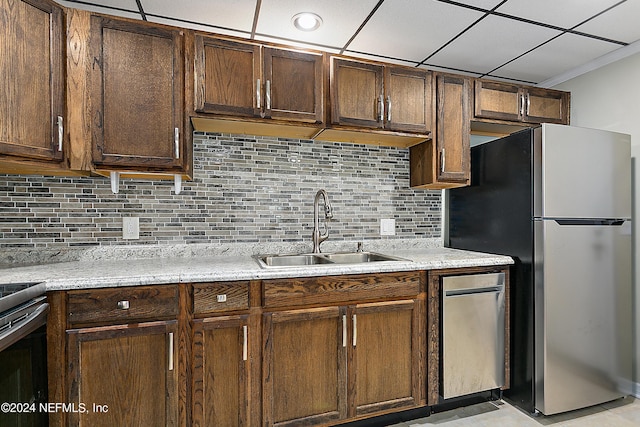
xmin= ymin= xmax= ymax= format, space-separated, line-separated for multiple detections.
xmin=66 ymin=320 xmax=179 ymax=427
xmin=50 ymin=267 xmax=510 ymax=427
xmin=262 ymin=299 xmax=424 ymax=427
xmin=192 ymin=315 xmax=250 ymax=427
xmin=263 ymin=307 xmax=347 ymax=427
xmin=352 ymin=300 xmax=421 ymax=416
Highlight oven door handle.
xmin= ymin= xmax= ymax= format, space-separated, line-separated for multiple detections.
xmin=0 ymin=303 xmax=49 ymax=352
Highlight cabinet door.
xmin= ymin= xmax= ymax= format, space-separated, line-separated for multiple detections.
xmin=193 ymin=315 xmax=249 ymax=427
xmin=67 ymin=321 xmax=178 ymax=427
xmin=263 ymin=47 xmax=323 ymax=123
xmin=263 ymin=306 xmax=347 ymax=427
xmin=90 ymin=16 xmax=185 ymax=170
xmin=331 ymin=58 xmax=384 ymax=128
xmin=195 ymin=36 xmax=261 ymax=117
xmin=0 ymin=0 xmax=64 ymax=162
xmin=436 ymin=74 xmax=470 ymax=184
xmin=350 ymin=300 xmax=420 ymax=416
xmin=384 ymin=67 xmax=431 ymax=133
xmin=474 ymin=80 xmax=522 ymax=122
xmin=523 ymin=87 xmax=569 ymax=124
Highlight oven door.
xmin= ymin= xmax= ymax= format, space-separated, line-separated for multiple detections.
xmin=0 ymin=298 xmax=49 ymax=426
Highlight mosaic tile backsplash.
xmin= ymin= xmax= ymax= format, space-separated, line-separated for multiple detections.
xmin=0 ymin=133 xmax=441 ymax=249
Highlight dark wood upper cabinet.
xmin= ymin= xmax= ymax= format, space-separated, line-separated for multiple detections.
xmin=90 ymin=15 xmax=186 ymax=171
xmin=330 ymin=57 xmax=431 ymax=134
xmin=194 ymin=36 xmax=323 ymax=124
xmin=384 ymin=66 xmax=432 ymax=133
xmin=474 ymin=79 xmax=569 ymax=124
xmin=410 ymin=73 xmax=470 ymax=189
xmin=436 ymin=74 xmax=471 ymax=184
xmin=263 ymin=47 xmax=323 ymax=123
xmin=331 ymin=58 xmax=384 ymax=129
xmin=0 ymin=0 xmax=65 ymax=164
xmin=195 ymin=36 xmax=261 ymax=117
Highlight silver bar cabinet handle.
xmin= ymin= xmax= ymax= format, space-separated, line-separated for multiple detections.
xmin=520 ymin=94 xmax=525 ymax=116
xmin=256 ymin=78 xmax=261 ymax=108
xmin=441 ymin=149 xmax=446 ymax=173
xmin=352 ymin=314 xmax=357 ymax=347
xmin=342 ymin=315 xmax=347 ymax=347
xmin=168 ymin=332 xmax=174 ymax=371
xmin=526 ymin=94 xmax=530 ymax=116
xmin=57 ymin=116 xmax=63 ymax=151
xmin=117 ymin=300 xmax=129 ymax=310
xmin=242 ymin=325 xmax=248 ymax=361
xmin=174 ymin=127 xmax=180 ymax=159
xmin=386 ymin=96 xmax=391 ymax=122
xmin=266 ymin=80 xmax=271 ymax=110
xmin=378 ymin=95 xmax=384 ymax=122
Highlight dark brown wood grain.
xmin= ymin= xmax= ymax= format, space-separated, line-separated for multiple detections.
xmin=90 ymin=15 xmax=186 ymax=171
xmin=263 ymin=271 xmax=421 ymax=309
xmin=67 ymin=320 xmax=179 ymax=426
xmin=474 ymin=79 xmax=569 ymax=125
xmin=67 ymin=285 xmax=179 ymax=326
xmin=384 ymin=67 xmax=432 ymax=134
xmin=46 ymin=291 xmax=67 ymax=427
xmin=193 ymin=281 xmax=250 ymax=315
xmin=263 ymin=306 xmax=346 ymax=427
xmin=330 ymin=58 xmax=384 ymax=128
xmin=192 ymin=315 xmax=249 ymax=427
xmin=0 ymin=0 xmax=64 ymax=163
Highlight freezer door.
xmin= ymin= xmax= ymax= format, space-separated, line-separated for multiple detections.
xmin=534 ymin=124 xmax=631 ymax=219
xmin=534 ymin=219 xmax=632 ymax=415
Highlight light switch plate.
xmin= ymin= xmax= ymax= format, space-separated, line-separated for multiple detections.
xmin=122 ymin=217 xmax=139 ymax=240
xmin=380 ymin=218 xmax=395 ymax=236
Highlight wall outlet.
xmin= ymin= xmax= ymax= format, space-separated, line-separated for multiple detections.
xmin=380 ymin=218 xmax=395 ymax=236
xmin=122 ymin=217 xmax=139 ymax=240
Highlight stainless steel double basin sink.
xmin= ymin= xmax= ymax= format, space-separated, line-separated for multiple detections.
xmin=254 ymin=251 xmax=409 ymax=268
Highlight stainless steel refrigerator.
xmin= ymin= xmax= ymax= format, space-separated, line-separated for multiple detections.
xmin=447 ymin=124 xmax=632 ymax=415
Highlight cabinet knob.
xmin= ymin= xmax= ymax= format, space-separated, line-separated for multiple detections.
xmin=117 ymin=300 xmax=130 ymax=310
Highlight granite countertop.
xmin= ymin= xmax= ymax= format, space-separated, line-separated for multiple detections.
xmin=0 ymin=242 xmax=513 ymax=291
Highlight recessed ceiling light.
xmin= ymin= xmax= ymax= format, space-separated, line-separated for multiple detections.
xmin=292 ymin=12 xmax=323 ymax=32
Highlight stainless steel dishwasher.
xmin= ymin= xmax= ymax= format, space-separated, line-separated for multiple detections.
xmin=442 ymin=272 xmax=505 ymax=399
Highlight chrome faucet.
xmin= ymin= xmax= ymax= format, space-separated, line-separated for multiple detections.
xmin=312 ymin=189 xmax=333 ymax=253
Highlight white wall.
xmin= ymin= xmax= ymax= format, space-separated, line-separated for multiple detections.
xmin=554 ymin=51 xmax=640 ymax=393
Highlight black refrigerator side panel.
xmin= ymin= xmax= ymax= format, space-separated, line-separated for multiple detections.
xmin=447 ymin=128 xmax=535 ymax=412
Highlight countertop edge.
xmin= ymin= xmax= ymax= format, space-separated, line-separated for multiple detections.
xmin=2 ymin=248 xmax=514 ymax=292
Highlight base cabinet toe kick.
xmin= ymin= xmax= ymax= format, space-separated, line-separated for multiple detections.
xmin=45 ymin=266 xmax=510 ymax=427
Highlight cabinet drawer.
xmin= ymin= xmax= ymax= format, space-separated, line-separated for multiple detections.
xmin=263 ymin=271 xmax=421 ymax=308
xmin=67 ymin=285 xmax=179 ymax=326
xmin=193 ymin=282 xmax=249 ymax=315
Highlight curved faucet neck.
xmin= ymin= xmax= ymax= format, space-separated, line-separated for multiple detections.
xmin=312 ymin=189 xmax=333 ymax=253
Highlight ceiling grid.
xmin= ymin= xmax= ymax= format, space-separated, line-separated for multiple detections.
xmin=57 ymin=0 xmax=639 ymax=85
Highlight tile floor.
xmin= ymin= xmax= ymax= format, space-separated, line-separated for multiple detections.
xmin=389 ymin=397 xmax=640 ymax=427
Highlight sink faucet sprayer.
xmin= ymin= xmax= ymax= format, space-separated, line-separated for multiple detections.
xmin=312 ymin=189 xmax=333 ymax=253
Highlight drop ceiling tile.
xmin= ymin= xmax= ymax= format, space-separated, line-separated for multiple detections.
xmin=255 ymin=0 xmax=380 ymax=49
xmin=148 ymin=17 xmax=251 ymax=39
xmin=141 ymin=0 xmax=256 ymax=33
xmin=348 ymin=0 xmax=486 ymax=63
xmin=427 ymin=14 xmax=561 ymax=75
xmin=459 ymin=0 xmax=508 ymax=10
xmin=57 ymin=0 xmax=141 ymax=19
xmin=573 ymin=1 xmax=640 ymax=43
xmin=492 ymin=32 xmax=620 ymax=83
xmin=495 ymin=0 xmax=622 ymax=29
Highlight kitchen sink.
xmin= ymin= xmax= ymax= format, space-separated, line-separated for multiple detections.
xmin=322 ymin=252 xmax=407 ymax=264
xmin=254 ymin=251 xmax=409 ymax=268
xmin=257 ymin=254 xmax=334 ymax=267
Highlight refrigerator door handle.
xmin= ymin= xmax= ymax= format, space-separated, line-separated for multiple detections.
xmin=553 ymin=219 xmax=626 ymax=226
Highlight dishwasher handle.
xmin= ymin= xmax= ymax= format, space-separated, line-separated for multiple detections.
xmin=445 ymin=286 xmax=503 ymax=297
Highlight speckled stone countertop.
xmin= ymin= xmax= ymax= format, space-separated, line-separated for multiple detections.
xmin=0 ymin=239 xmax=513 ymax=291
